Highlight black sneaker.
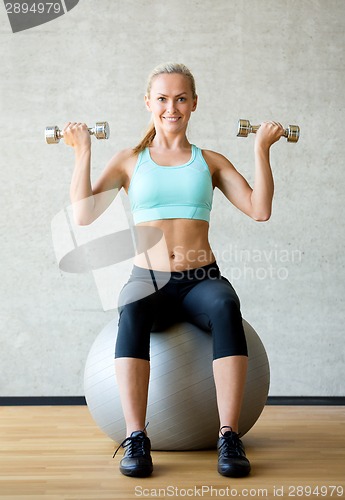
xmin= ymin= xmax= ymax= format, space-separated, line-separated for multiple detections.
xmin=217 ymin=426 xmax=251 ymax=477
xmin=113 ymin=430 xmax=153 ymax=478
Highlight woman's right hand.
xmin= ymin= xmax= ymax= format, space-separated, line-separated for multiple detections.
xmin=63 ymin=122 xmax=91 ymax=150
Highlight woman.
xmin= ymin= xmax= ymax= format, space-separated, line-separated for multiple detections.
xmin=65 ymin=62 xmax=283 ymax=479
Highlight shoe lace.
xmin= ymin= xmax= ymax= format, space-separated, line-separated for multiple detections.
xmin=219 ymin=426 xmax=244 ymax=458
xmin=112 ymin=423 xmax=149 ymax=459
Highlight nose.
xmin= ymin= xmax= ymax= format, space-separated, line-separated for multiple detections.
xmin=167 ymin=100 xmax=177 ymax=114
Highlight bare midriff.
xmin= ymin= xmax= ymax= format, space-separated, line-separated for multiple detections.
xmin=133 ymin=218 xmax=216 ymax=272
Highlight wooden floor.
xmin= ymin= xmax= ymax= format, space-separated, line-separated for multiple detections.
xmin=0 ymin=406 xmax=344 ymax=499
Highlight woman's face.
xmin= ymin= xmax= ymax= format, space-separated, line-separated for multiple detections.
xmin=145 ymin=73 xmax=198 ymax=134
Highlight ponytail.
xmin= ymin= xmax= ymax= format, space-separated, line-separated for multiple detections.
xmin=133 ymin=121 xmax=156 ymax=155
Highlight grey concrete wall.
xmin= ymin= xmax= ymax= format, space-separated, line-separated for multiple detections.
xmin=1 ymin=0 xmax=344 ymax=397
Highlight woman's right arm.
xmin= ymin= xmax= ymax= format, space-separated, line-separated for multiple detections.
xmin=64 ymin=122 xmax=132 ymax=225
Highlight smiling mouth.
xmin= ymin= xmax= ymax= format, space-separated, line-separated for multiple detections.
xmin=163 ymin=117 xmax=181 ymax=122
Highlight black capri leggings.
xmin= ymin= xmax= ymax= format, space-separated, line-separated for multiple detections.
xmin=115 ymin=261 xmax=248 ymax=361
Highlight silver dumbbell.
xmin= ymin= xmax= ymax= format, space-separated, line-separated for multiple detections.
xmin=45 ymin=121 xmax=110 ymax=144
xmin=237 ymin=119 xmax=300 ymax=143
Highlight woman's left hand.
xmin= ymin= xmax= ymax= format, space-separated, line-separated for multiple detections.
xmin=255 ymin=121 xmax=285 ymax=149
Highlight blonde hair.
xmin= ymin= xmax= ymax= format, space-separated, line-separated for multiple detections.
xmin=133 ymin=63 xmax=197 ymax=155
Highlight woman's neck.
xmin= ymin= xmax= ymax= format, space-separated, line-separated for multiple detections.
xmin=151 ymin=132 xmax=190 ymax=151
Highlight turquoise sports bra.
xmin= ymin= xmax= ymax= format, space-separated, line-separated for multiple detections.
xmin=128 ymin=144 xmax=213 ymax=224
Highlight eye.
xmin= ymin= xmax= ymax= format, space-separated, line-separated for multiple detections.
xmin=158 ymin=97 xmax=166 ymax=102
xmin=178 ymin=97 xmax=186 ymax=102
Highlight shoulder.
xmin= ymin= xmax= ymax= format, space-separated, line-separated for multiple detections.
xmin=199 ymin=148 xmax=236 ymax=176
xmin=108 ymin=147 xmax=139 ymax=168
xmin=105 ymin=147 xmax=139 ymax=177
xmin=201 ymin=149 xmax=229 ymax=164
xmin=95 ymin=148 xmax=139 ymax=193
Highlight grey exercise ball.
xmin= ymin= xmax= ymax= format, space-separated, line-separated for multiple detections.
xmin=84 ymin=318 xmax=270 ymax=451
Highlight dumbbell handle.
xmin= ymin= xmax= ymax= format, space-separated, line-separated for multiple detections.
xmin=45 ymin=121 xmax=110 ymax=144
xmin=246 ymin=123 xmax=291 ymax=137
xmin=56 ymin=126 xmax=98 ymax=139
xmin=237 ymin=119 xmax=300 ymax=143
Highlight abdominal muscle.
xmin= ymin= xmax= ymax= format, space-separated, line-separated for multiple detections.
xmin=133 ymin=218 xmax=216 ymax=272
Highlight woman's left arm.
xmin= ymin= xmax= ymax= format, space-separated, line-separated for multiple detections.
xmin=206 ymin=121 xmax=284 ymax=221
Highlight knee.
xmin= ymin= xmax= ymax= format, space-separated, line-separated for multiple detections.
xmin=210 ymin=294 xmax=241 ymax=317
